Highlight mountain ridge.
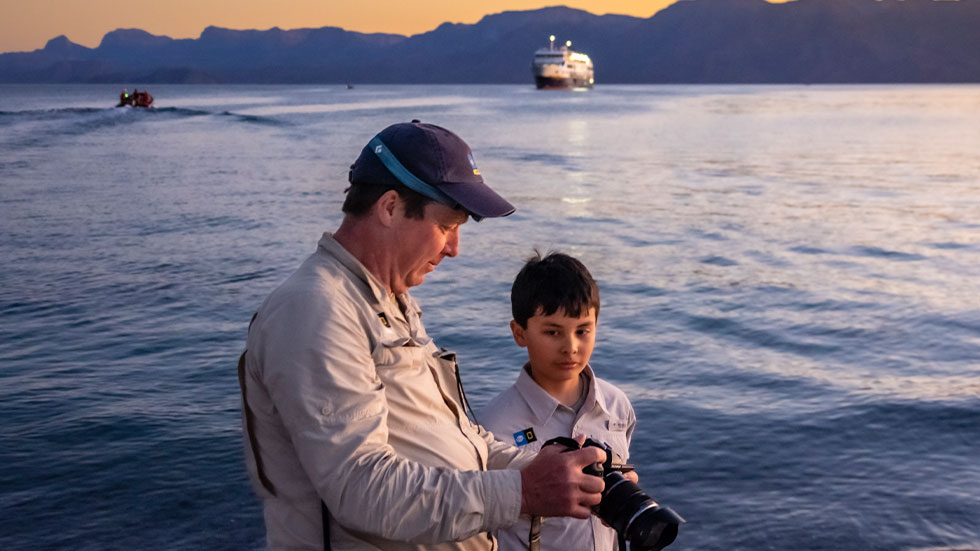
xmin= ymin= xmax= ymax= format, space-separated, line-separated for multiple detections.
xmin=2 ymin=0 xmax=978 ymax=84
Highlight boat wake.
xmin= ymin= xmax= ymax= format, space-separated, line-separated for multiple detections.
xmin=0 ymin=105 xmax=282 ymax=124
xmin=0 ymin=106 xmax=284 ymax=149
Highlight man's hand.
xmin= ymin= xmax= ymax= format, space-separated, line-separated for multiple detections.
xmin=519 ymin=436 xmax=606 ymax=519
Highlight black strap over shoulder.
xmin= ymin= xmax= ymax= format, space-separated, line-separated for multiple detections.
xmin=238 ymin=312 xmax=330 ymax=551
xmin=239 ymin=312 xmax=332 ymax=549
xmin=322 ymin=501 xmax=331 ymax=551
xmin=237 ymin=312 xmax=276 ymax=496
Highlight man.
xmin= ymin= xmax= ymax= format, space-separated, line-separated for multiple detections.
xmin=239 ymin=121 xmax=605 ymax=550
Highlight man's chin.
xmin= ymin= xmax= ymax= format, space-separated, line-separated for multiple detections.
xmin=403 ymin=274 xmax=425 ymax=291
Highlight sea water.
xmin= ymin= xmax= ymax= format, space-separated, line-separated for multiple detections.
xmin=1 ymin=84 xmax=978 ymax=550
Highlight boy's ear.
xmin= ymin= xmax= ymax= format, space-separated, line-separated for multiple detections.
xmin=510 ymin=320 xmax=528 ymax=348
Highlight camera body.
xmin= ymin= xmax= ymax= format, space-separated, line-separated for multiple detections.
xmin=545 ymin=437 xmax=684 ymax=551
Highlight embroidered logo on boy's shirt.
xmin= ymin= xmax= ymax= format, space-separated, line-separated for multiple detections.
xmin=607 ymin=420 xmax=628 ymax=432
xmin=513 ymin=427 xmax=537 ymax=446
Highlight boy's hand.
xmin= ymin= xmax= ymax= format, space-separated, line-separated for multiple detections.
xmin=519 ymin=435 xmax=605 ymax=518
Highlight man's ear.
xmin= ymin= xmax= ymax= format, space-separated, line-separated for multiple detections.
xmin=510 ymin=320 xmax=528 ymax=348
xmin=374 ymin=189 xmax=401 ymax=228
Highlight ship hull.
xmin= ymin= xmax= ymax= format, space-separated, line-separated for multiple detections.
xmin=535 ymin=76 xmax=593 ymax=89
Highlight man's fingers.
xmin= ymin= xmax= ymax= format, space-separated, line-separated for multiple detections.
xmin=520 ymin=437 xmax=610 ymax=518
xmin=578 ymin=472 xmax=605 ymax=494
xmin=565 ymin=446 xmax=606 ymax=468
xmin=571 ymin=484 xmax=603 ymax=518
xmin=580 ymin=485 xmax=604 ymax=505
xmin=568 ymin=504 xmax=595 ymax=519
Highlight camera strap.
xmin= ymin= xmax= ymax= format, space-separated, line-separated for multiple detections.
xmin=542 ymin=436 xmax=581 ymax=450
xmin=528 ymin=515 xmax=542 ymax=551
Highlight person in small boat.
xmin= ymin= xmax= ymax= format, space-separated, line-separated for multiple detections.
xmin=479 ymin=252 xmax=636 ymax=551
xmin=239 ymin=121 xmax=606 ymax=551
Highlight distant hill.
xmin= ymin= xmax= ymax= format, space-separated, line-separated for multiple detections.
xmin=2 ymin=0 xmax=978 ymax=84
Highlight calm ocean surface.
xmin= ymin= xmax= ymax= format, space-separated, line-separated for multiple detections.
xmin=1 ymin=84 xmax=978 ymax=550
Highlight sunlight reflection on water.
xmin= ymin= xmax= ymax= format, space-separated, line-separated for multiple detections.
xmin=1 ymin=83 xmax=978 ymax=551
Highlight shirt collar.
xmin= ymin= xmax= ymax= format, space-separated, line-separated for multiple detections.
xmin=317 ymin=232 xmax=390 ymax=306
xmin=317 ymin=233 xmax=429 ymax=345
xmin=587 ymin=366 xmax=613 ymax=417
xmin=515 ymin=363 xmax=610 ymax=425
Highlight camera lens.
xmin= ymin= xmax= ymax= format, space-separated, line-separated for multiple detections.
xmin=540 ymin=436 xmax=684 ymax=550
xmin=597 ymin=471 xmax=681 ymax=551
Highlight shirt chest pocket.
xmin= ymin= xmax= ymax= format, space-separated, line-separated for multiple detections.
xmin=603 ymin=420 xmax=631 ymax=462
xmin=372 ymin=340 xmax=454 ymax=422
xmin=372 ymin=340 xmax=426 ymax=383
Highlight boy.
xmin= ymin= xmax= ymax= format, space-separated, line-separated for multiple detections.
xmin=479 ymin=252 xmax=636 ymax=551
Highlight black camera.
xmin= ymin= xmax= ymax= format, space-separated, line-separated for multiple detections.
xmin=544 ymin=437 xmax=685 ymax=551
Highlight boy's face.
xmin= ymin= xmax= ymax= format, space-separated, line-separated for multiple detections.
xmin=511 ymin=307 xmax=597 ymax=390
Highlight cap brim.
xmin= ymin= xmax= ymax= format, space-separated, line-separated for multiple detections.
xmin=440 ymin=181 xmax=515 ymax=221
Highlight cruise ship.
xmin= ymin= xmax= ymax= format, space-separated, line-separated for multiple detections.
xmin=531 ymin=36 xmax=594 ymax=89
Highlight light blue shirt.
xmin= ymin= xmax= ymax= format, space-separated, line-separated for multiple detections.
xmin=478 ymin=364 xmax=636 ymax=551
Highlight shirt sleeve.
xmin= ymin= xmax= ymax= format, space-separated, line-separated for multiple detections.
xmin=626 ymin=401 xmax=636 ymax=451
xmin=257 ymin=288 xmax=521 ymax=543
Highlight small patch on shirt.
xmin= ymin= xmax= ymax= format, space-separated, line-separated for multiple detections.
xmin=607 ymin=420 xmax=628 ymax=432
xmin=513 ymin=427 xmax=537 ymax=446
xmin=378 ymin=312 xmax=391 ymax=328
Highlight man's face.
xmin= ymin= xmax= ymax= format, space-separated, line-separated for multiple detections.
xmin=512 ymin=307 xmax=597 ymax=391
xmin=390 ymin=200 xmax=468 ymax=294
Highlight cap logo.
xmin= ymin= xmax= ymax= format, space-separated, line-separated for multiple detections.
xmin=467 ymin=152 xmax=480 ymax=176
xmin=368 ymin=136 xmax=457 ymax=208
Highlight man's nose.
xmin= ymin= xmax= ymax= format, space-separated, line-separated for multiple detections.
xmin=443 ymin=227 xmax=460 ymax=257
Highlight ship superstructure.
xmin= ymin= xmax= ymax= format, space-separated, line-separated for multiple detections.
xmin=531 ymin=36 xmax=594 ymax=89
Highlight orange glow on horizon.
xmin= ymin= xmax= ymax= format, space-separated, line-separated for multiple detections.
xmin=0 ymin=0 xmax=795 ymax=54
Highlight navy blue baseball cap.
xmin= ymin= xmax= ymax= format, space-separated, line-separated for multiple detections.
xmin=349 ymin=120 xmax=515 ymax=221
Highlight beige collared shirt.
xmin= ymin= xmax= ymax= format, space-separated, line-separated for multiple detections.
xmin=478 ymin=364 xmax=636 ymax=551
xmin=240 ymin=233 xmax=531 ymax=550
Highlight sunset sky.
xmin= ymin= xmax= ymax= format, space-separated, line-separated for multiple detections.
xmin=1 ymin=0 xmax=794 ymax=54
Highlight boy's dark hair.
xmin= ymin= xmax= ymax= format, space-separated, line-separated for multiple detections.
xmin=342 ymin=179 xmax=430 ymax=220
xmin=511 ymin=251 xmax=600 ymax=328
